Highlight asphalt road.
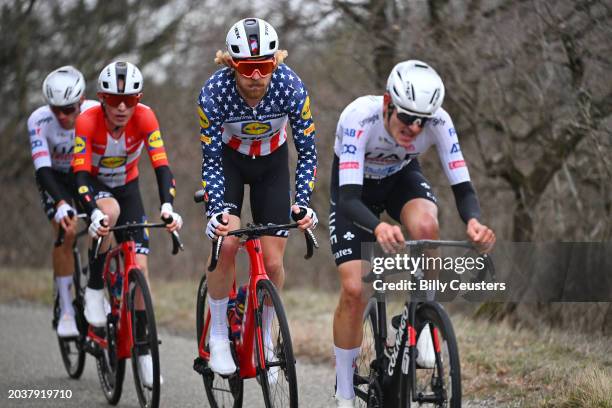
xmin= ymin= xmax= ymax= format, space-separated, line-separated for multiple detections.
xmin=0 ymin=303 xmax=336 ymax=408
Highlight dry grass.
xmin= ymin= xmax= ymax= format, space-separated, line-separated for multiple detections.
xmin=1 ymin=267 xmax=610 ymax=406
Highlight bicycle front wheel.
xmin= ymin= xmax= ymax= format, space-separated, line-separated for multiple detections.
xmin=55 ymin=292 xmax=86 ymax=379
xmin=402 ymin=302 xmax=461 ymax=408
xmin=354 ymin=297 xmax=384 ymax=408
xmin=196 ymin=274 xmax=244 ymax=408
xmin=128 ymin=268 xmax=161 ymax=408
xmin=255 ymin=279 xmax=298 ymax=408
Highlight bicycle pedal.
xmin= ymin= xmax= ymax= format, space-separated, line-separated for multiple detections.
xmin=193 ymin=356 xmax=209 ymax=376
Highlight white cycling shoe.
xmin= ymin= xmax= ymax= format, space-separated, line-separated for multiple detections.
xmin=57 ymin=313 xmax=79 ymax=337
xmin=416 ymin=323 xmax=436 ymax=369
xmin=138 ymin=354 xmax=163 ymax=387
xmin=84 ymin=288 xmax=107 ymax=327
xmin=208 ymin=338 xmax=237 ymax=375
xmin=334 ymin=393 xmax=355 ymax=407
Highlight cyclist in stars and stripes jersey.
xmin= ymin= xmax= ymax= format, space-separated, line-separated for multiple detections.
xmin=197 ymin=17 xmax=318 ymax=375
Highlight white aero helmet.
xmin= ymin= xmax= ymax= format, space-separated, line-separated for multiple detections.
xmin=226 ymin=18 xmax=279 ymax=59
xmin=97 ymin=61 xmax=143 ymax=94
xmin=386 ymin=60 xmax=445 ymax=117
xmin=42 ymin=66 xmax=86 ymax=106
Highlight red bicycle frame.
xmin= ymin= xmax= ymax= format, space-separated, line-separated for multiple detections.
xmin=87 ymin=240 xmax=140 ymax=359
xmin=198 ymin=238 xmax=269 ymax=378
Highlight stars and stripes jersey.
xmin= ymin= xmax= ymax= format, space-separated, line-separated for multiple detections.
xmin=27 ymin=100 xmax=99 ymax=172
xmin=334 ymin=96 xmax=471 ymax=186
xmin=72 ymin=104 xmax=170 ymax=188
xmin=197 ymin=64 xmax=317 ymax=217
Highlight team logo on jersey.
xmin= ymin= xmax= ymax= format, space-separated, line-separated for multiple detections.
xmin=304 ymin=123 xmax=316 ymax=136
xmin=78 ymin=186 xmax=89 ymax=194
xmin=148 ymin=130 xmax=164 ymax=149
xmin=73 ymin=158 xmax=84 ymax=166
xmin=450 ymin=143 xmax=461 ymax=154
xmin=100 ymin=156 xmax=127 ymax=168
xmin=198 ymin=106 xmax=210 ymax=129
xmin=301 ymin=96 xmax=312 ymax=120
xmin=74 ymin=136 xmax=86 ymax=153
xmin=242 ymin=122 xmax=271 ymax=135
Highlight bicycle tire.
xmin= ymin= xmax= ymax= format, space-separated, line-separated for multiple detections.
xmin=401 ymin=302 xmax=461 ymax=408
xmin=96 ymin=256 xmax=126 ymax=405
xmin=196 ymin=275 xmax=244 ymax=408
xmin=129 ymin=268 xmax=161 ymax=408
xmin=55 ymin=247 xmax=88 ymax=379
xmin=254 ymin=279 xmax=298 ymax=408
xmin=354 ymin=297 xmax=384 ymax=408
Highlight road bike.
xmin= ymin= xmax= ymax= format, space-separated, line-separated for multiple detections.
xmin=86 ymin=219 xmax=182 ymax=408
xmin=52 ymin=211 xmax=89 ymax=379
xmin=193 ymin=190 xmax=318 ymax=408
xmin=355 ymin=240 xmax=495 ymax=408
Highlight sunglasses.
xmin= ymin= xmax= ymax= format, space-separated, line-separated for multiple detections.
xmin=231 ymin=57 xmax=276 ymax=78
xmin=396 ymin=111 xmax=429 ymax=128
xmin=102 ymin=93 xmax=141 ymax=108
xmin=50 ymin=104 xmax=78 ymax=115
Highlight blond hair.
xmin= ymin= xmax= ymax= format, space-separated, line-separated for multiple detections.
xmin=214 ymin=49 xmax=289 ymax=67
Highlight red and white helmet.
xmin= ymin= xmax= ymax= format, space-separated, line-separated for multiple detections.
xmin=386 ymin=60 xmax=445 ymax=117
xmin=226 ymin=18 xmax=279 ymax=59
xmin=42 ymin=66 xmax=85 ymax=106
xmin=97 ymin=61 xmax=143 ymax=95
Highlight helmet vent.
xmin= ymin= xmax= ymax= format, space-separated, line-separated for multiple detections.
xmin=269 ymin=40 xmax=276 ymax=49
xmin=102 ymin=81 xmax=109 ymax=89
xmin=415 ymin=63 xmax=429 ymax=69
xmin=429 ymin=89 xmax=439 ymax=104
xmin=409 ymin=84 xmax=415 ymax=101
xmin=133 ymin=82 xmax=140 ymax=90
xmin=231 ymin=44 xmax=240 ymax=53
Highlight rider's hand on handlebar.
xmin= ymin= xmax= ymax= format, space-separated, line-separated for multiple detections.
xmin=291 ymin=205 xmax=318 ymax=231
xmin=54 ymin=202 xmax=76 ymax=231
xmin=206 ymin=210 xmax=230 ymax=240
xmin=374 ymin=222 xmax=405 ymax=254
xmin=466 ymin=218 xmax=495 ymax=253
xmin=89 ymin=208 xmax=109 ymax=239
xmin=160 ymin=203 xmax=183 ymax=232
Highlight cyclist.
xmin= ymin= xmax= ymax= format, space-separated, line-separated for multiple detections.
xmin=329 ymin=60 xmax=496 ymax=406
xmin=198 ymin=17 xmax=318 ymax=375
xmin=28 ymin=66 xmax=98 ymax=338
xmin=72 ymin=61 xmax=182 ymax=386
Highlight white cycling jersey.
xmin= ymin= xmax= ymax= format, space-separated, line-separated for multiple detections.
xmin=27 ymin=100 xmax=98 ymax=172
xmin=334 ymin=95 xmax=471 ymax=186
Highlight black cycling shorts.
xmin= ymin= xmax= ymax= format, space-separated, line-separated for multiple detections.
xmin=91 ymin=178 xmax=150 ymax=255
xmin=36 ymin=170 xmax=82 ymax=220
xmin=329 ymin=156 xmax=438 ymax=266
xmin=217 ymin=142 xmax=291 ymax=237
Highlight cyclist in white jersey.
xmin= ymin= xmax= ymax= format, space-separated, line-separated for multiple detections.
xmin=27 ymin=66 xmax=98 ymax=338
xmin=330 ymin=60 xmax=496 ymax=406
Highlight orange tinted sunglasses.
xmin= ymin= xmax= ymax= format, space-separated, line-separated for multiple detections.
xmin=102 ymin=93 xmax=141 ymax=108
xmin=231 ymin=57 xmax=276 ymax=78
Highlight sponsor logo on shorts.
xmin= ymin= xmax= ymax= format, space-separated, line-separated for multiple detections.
xmin=334 ymin=248 xmax=353 ymax=259
xmin=448 ymin=160 xmax=466 ymax=169
xmin=147 ymin=130 xmax=164 ymax=149
xmin=100 ymin=156 xmax=127 ymax=168
xmin=242 ymin=122 xmax=272 ymax=135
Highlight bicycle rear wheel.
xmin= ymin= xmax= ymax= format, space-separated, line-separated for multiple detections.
xmin=354 ymin=297 xmax=384 ymax=408
xmin=196 ymin=275 xmax=243 ymax=408
xmin=128 ymin=268 xmax=161 ymax=408
xmin=254 ymin=279 xmax=298 ymax=408
xmin=96 ymin=256 xmax=126 ymax=405
xmin=402 ymin=302 xmax=461 ymax=408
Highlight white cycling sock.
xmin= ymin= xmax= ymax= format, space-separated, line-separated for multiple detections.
xmin=334 ymin=345 xmax=360 ymax=400
xmin=57 ymin=276 xmax=74 ymax=316
xmin=208 ymin=295 xmax=229 ymax=341
xmin=263 ymin=305 xmax=276 ymax=351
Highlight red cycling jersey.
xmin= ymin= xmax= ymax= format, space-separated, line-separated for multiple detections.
xmin=72 ymin=104 xmax=169 ymax=188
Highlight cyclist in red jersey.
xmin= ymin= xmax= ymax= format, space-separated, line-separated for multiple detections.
xmin=72 ymin=61 xmax=182 ymax=386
